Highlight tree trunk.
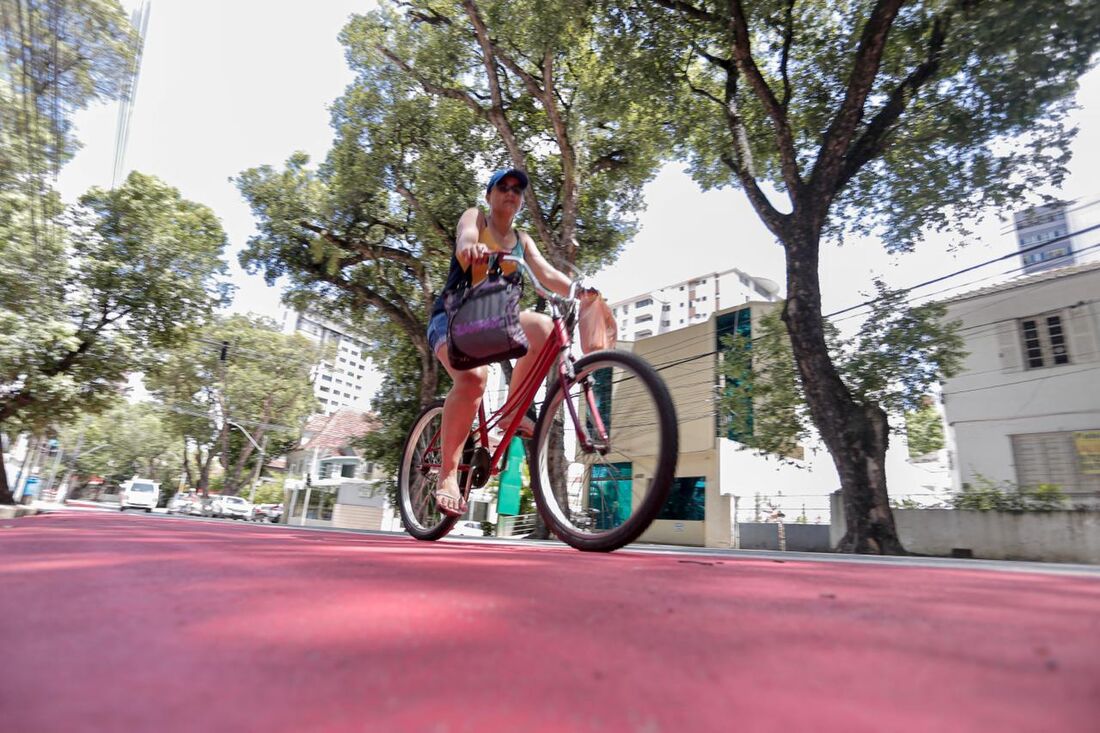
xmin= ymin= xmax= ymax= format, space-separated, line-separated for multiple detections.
xmin=0 ymin=425 xmax=14 ymax=505
xmin=781 ymin=226 xmax=905 ymax=555
xmin=197 ymin=447 xmax=214 ymax=494
xmin=182 ymin=438 xmax=194 ymax=488
xmin=418 ymin=346 xmax=439 ymax=408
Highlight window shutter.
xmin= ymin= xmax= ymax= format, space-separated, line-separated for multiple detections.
xmin=1067 ymin=305 xmax=1098 ymax=365
xmin=997 ymin=321 xmax=1023 ymax=373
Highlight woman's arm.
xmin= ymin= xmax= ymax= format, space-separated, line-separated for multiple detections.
xmin=521 ymin=233 xmax=573 ymax=297
xmin=454 ymin=208 xmax=491 ymax=268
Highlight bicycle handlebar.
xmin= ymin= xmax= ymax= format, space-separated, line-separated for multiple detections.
xmin=500 ymin=254 xmax=582 ymax=302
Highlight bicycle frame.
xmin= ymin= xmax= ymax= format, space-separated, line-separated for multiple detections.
xmin=418 ymin=262 xmax=610 ymax=483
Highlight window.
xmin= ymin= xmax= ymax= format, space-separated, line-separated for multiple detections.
xmin=589 ymin=462 xmax=632 ymax=529
xmin=662 ymin=304 xmax=670 ymax=312
xmin=1019 ymin=314 xmax=1070 ymax=369
xmin=636 ymin=298 xmax=653 ymax=308
xmin=635 ymin=314 xmax=653 ymax=323
xmin=341 ymin=463 xmax=356 ymax=478
xmin=635 ymin=330 xmax=652 ymax=338
xmin=661 ymin=320 xmax=670 ymax=327
xmin=657 ymin=477 xmax=706 ymax=521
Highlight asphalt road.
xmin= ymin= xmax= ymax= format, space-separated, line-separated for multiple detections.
xmin=2 ymin=511 xmax=1098 ymax=732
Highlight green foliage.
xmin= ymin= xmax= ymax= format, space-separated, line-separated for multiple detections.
xmin=145 ymin=314 xmax=322 ymax=494
xmin=60 ymin=401 xmax=181 ymax=491
xmin=720 ymin=292 xmax=964 ymax=457
xmin=250 ymin=480 xmax=286 ymax=506
xmin=904 ymin=400 xmax=945 ymax=458
xmin=949 ymin=474 xmax=1067 ymax=512
xmin=0 ymin=0 xmax=136 ymax=185
xmin=720 ymin=308 xmax=809 ymax=457
xmin=0 ymin=172 xmax=229 ymax=432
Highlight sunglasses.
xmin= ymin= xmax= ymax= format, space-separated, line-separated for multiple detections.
xmin=495 ymin=183 xmax=524 ymax=195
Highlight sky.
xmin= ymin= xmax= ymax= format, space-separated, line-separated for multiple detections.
xmin=58 ymin=1 xmax=1100 ymax=401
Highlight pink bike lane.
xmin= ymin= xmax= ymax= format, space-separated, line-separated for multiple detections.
xmin=2 ymin=511 xmax=1098 ymax=732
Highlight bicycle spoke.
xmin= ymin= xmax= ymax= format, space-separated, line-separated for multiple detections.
xmin=532 ymin=352 xmax=678 ymax=550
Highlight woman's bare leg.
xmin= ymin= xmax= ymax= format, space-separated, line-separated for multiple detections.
xmin=435 ymin=343 xmax=488 ymax=514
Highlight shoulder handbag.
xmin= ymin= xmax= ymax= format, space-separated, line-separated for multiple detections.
xmin=444 ymin=257 xmax=528 ymax=370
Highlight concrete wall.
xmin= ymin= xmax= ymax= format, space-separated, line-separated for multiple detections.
xmin=894 ymin=509 xmax=1100 ymax=564
xmin=738 ymin=523 xmax=831 ymax=552
xmin=830 ymin=492 xmax=1100 ymax=563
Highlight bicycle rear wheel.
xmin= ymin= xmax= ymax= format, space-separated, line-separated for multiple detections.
xmin=397 ymin=400 xmax=459 ymax=541
xmin=531 ymin=350 xmax=678 ymax=552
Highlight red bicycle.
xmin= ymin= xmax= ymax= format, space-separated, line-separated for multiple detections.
xmin=397 ymin=257 xmax=679 ymax=552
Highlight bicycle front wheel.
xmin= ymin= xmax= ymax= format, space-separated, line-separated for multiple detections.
xmin=531 ymin=350 xmax=678 ymax=552
xmin=397 ymin=400 xmax=459 ymax=541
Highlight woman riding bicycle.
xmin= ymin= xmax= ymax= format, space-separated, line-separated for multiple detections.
xmin=427 ymin=168 xmax=574 ymax=518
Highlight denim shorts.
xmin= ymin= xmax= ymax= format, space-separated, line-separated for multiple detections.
xmin=427 ymin=311 xmax=448 ymax=354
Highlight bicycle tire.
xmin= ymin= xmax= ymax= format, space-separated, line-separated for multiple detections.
xmin=530 ymin=349 xmax=678 ymax=552
xmin=397 ymin=400 xmax=460 ymax=541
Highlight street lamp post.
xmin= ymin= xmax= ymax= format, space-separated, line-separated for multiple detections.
xmin=227 ymin=421 xmax=267 ymax=505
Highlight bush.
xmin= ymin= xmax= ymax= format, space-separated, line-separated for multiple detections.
xmin=949 ymin=475 xmax=1066 ymax=512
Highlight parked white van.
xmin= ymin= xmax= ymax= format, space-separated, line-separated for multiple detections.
xmin=120 ymin=478 xmax=160 ymax=512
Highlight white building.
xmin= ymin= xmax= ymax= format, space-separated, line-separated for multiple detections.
xmin=940 ymin=261 xmax=1100 ymax=505
xmin=609 ymin=268 xmax=781 ymax=342
xmin=281 ymin=310 xmax=373 ymax=415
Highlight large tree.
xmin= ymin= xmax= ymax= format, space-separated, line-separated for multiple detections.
xmin=144 ymin=314 xmax=321 ymax=495
xmin=609 ymin=0 xmax=1100 ymax=553
xmin=0 ymin=172 xmax=229 ymax=503
xmin=238 ymin=0 xmax=671 ymax=408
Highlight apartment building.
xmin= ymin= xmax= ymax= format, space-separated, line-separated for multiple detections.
xmin=609 ymin=268 xmax=780 ymax=342
xmin=1013 ymin=202 xmax=1078 ymax=274
xmin=281 ymin=309 xmax=373 ymax=415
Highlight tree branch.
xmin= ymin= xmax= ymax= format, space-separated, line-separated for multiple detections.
xmin=652 ymin=0 xmax=723 ymax=24
xmin=836 ymin=7 xmax=961 ymax=190
xmin=687 ymin=69 xmax=787 ymax=237
xmin=728 ymin=0 xmax=802 ymax=196
xmin=462 ymin=0 xmax=557 ymax=257
xmin=377 ymin=47 xmax=488 ymax=120
xmin=779 ymin=0 xmax=795 ymax=110
xmin=812 ymin=0 xmax=905 ymax=196
xmin=299 ymin=221 xmax=425 ymax=279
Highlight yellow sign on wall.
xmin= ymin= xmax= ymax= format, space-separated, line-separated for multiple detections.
xmin=1074 ymin=431 xmax=1100 ymax=475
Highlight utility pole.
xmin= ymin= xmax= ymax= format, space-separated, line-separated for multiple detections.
xmin=244 ymin=432 xmax=268 ymax=504
xmin=219 ymin=340 xmax=230 ymax=482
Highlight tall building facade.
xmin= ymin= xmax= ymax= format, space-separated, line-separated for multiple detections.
xmin=609 ymin=267 xmax=781 ymax=342
xmin=281 ymin=310 xmax=373 ymax=415
xmin=1013 ymin=202 xmax=1076 ymax=274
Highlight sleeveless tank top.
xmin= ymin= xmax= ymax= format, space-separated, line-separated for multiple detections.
xmin=432 ymin=215 xmax=526 ymax=317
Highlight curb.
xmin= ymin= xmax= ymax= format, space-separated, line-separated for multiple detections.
xmin=0 ymin=505 xmax=38 ymax=519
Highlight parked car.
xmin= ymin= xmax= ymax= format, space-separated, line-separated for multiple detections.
xmin=167 ymin=492 xmax=196 ymax=514
xmin=213 ymin=495 xmax=254 ymax=520
xmin=119 ymin=477 xmax=160 ymax=513
xmin=254 ymin=503 xmax=283 ymax=523
xmin=187 ymin=494 xmax=216 ymax=517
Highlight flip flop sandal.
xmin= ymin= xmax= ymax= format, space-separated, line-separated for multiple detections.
xmin=436 ymin=490 xmax=468 ymax=518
